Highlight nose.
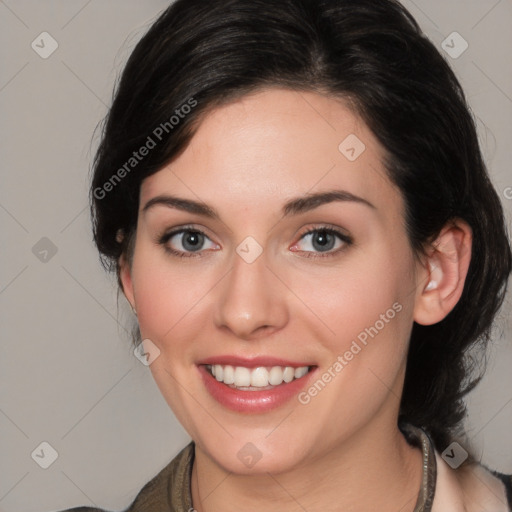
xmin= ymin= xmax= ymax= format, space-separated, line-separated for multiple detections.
xmin=213 ymin=247 xmax=289 ymax=340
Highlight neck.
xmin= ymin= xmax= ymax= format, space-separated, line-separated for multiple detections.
xmin=191 ymin=418 xmax=423 ymax=512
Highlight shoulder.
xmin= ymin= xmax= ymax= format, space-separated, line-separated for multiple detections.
xmin=55 ymin=442 xmax=195 ymax=512
xmin=433 ymin=451 xmax=512 ymax=512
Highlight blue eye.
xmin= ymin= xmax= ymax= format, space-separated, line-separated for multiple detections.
xmin=159 ymin=228 xmax=218 ymax=258
xmin=291 ymin=227 xmax=352 ymax=257
xmin=158 ymin=225 xmax=352 ymax=259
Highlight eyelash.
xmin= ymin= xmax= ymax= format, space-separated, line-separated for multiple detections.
xmin=157 ymin=224 xmax=353 ymax=259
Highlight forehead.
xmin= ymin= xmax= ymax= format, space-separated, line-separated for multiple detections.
xmin=140 ymin=88 xmax=402 ymax=219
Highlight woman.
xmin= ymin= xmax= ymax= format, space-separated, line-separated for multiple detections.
xmin=65 ymin=0 xmax=512 ymax=510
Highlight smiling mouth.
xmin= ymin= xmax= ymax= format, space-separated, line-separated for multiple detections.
xmin=204 ymin=364 xmax=314 ymax=390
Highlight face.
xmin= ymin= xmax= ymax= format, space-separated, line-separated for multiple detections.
xmin=121 ymin=88 xmax=423 ymax=475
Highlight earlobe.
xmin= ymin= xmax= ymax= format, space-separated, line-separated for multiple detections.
xmin=414 ymin=220 xmax=472 ymax=326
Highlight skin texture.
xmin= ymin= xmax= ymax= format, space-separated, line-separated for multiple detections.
xmin=119 ymin=88 xmax=472 ymax=512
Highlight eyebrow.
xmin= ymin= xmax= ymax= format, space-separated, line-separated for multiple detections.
xmin=142 ymin=190 xmax=376 ymax=219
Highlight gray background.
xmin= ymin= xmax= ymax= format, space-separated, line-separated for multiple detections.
xmin=1 ymin=1 xmax=511 ymax=511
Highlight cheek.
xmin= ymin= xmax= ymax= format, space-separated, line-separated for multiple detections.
xmin=289 ymin=245 xmax=416 ymax=420
xmin=130 ymin=246 xmax=214 ymax=346
xmin=290 ymin=253 xmax=414 ymax=431
xmin=289 ymin=242 xmax=415 ymax=352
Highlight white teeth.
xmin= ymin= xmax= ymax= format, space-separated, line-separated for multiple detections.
xmin=250 ymin=367 xmax=269 ymax=387
xmin=234 ymin=366 xmax=251 ymax=387
xmin=283 ymin=367 xmax=295 ymax=383
xmin=223 ymin=365 xmax=235 ymax=384
xmin=269 ymin=366 xmax=284 ymax=386
xmin=207 ymin=364 xmax=310 ymax=388
xmin=294 ymin=367 xmax=308 ymax=379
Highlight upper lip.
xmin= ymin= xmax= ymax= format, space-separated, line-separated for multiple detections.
xmin=197 ymin=355 xmax=315 ymax=368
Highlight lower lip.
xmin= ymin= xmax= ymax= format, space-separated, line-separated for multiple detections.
xmin=198 ymin=365 xmax=317 ymax=413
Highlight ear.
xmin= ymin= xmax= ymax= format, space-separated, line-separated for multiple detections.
xmin=119 ymin=252 xmax=136 ymax=311
xmin=413 ymin=219 xmax=472 ymax=326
